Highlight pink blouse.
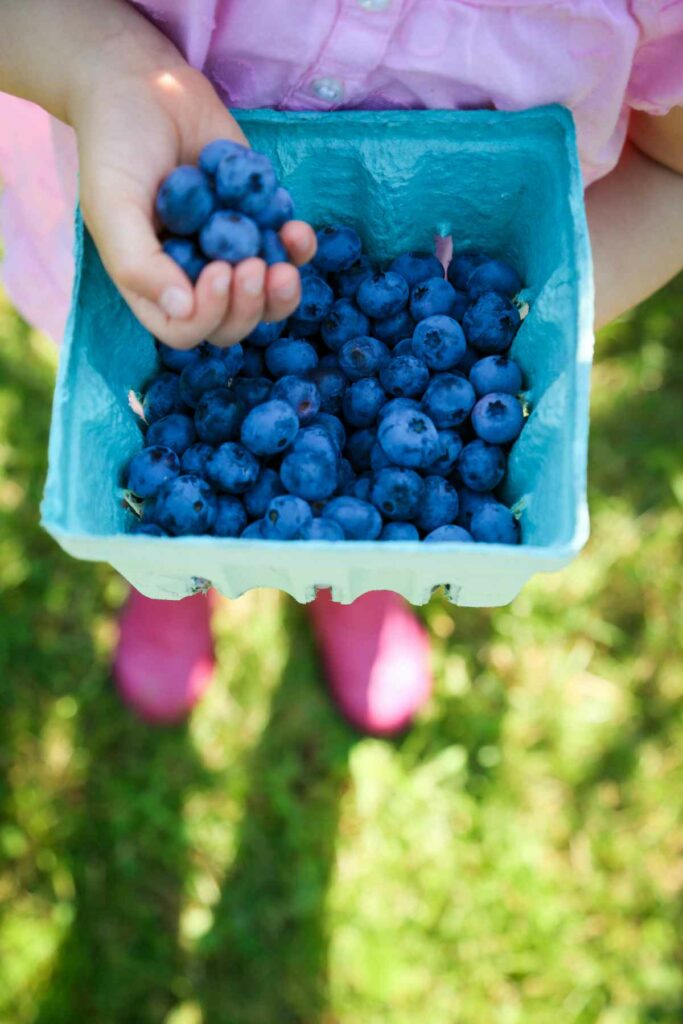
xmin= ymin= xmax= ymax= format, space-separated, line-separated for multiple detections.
xmin=1 ymin=0 xmax=681 ymax=341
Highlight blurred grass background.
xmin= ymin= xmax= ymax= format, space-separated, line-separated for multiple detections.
xmin=0 ymin=277 xmax=681 ymax=1024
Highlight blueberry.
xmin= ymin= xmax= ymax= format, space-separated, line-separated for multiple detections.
xmin=356 ymin=271 xmax=409 ymax=319
xmin=313 ymin=225 xmax=362 ymax=272
xmin=379 ymin=354 xmax=430 ymax=398
xmin=146 ymin=413 xmax=196 ymax=455
xmin=370 ymin=442 xmax=395 ymax=472
xmin=424 ymin=524 xmax=473 ymax=543
xmin=377 ymin=397 xmax=421 ymax=423
xmin=212 ymin=495 xmax=248 ymax=537
xmin=337 ymin=458 xmax=356 ymax=494
xmin=411 ymin=315 xmax=466 ymax=371
xmin=470 ymin=501 xmax=520 ymax=544
xmin=127 ymin=445 xmax=180 ymax=498
xmin=370 ymin=467 xmax=424 ymax=521
xmin=292 ymin=424 xmax=340 ymax=464
xmin=338 ymin=336 xmax=390 ymax=381
xmin=130 ymin=521 xmax=167 ymax=537
xmin=392 ymin=338 xmax=415 ymax=357
xmin=380 ymin=521 xmax=420 ymax=541
xmin=243 ymin=467 xmax=286 ymax=519
xmin=467 ymin=258 xmax=522 ymax=299
xmin=195 ymin=388 xmax=246 ymax=444
xmin=265 ymin=338 xmax=318 ymax=378
xmin=263 ymin=495 xmax=313 ymax=539
xmin=301 ymin=518 xmax=345 ymax=541
xmin=260 ymin=229 xmax=288 ymax=266
xmin=457 ymin=440 xmax=506 ymax=491
xmin=247 ymin=320 xmax=285 ymax=348
xmin=199 ymin=211 xmax=261 ymax=263
xmin=463 ymin=293 xmax=520 ymax=354
xmin=215 ymin=149 xmax=277 ymax=215
xmin=143 ymin=373 xmax=186 ymax=423
xmin=157 ymin=342 xmax=200 ymax=373
xmin=377 ymin=408 xmax=439 ymax=470
xmin=389 ymin=252 xmax=443 ymax=286
xmin=180 ymin=352 xmax=231 ymax=407
xmin=232 ymin=376 xmax=272 ymax=409
xmin=345 ymin=428 xmax=377 ymax=472
xmin=253 ymin=186 xmax=294 ymax=230
xmin=349 ymin=474 xmax=373 ymax=501
xmin=410 ymin=277 xmax=460 ymax=320
xmin=312 ymin=413 xmax=346 ymax=452
xmin=206 ymin=442 xmax=260 ymax=493
xmin=241 ymin=346 xmax=265 ymax=378
xmin=181 ymin=442 xmax=214 ymax=475
xmin=199 ymin=139 xmax=247 ymax=176
xmin=450 ymin=289 xmax=470 ymax=321
xmin=162 ymin=237 xmax=207 ymax=283
xmin=154 ymin=474 xmax=218 ymax=536
xmin=296 ymin=274 xmax=334 ymax=325
xmin=307 ymin=365 xmax=347 ymax=415
xmin=458 ymin=345 xmax=480 ymax=374
xmin=429 ymin=429 xmax=464 ymax=476
xmin=271 ymin=375 xmax=321 ymax=424
xmin=330 ymin=255 xmax=374 ymax=298
xmin=421 ymin=373 xmax=476 ymax=428
xmin=322 ymin=497 xmax=382 ymax=540
xmin=203 ymin=341 xmax=244 ymax=378
xmin=156 ymin=165 xmax=215 ymax=235
xmin=342 ymin=378 xmax=386 ymax=428
xmin=447 ymin=250 xmax=487 ymax=290
xmin=240 ymin=399 xmax=299 ymax=456
xmin=285 ymin=316 xmax=320 ymax=338
xmin=415 ymin=476 xmax=459 ymax=533
xmin=320 ymin=298 xmax=370 ymax=351
xmin=456 ymin=487 xmax=499 ymax=530
xmin=241 ymin=519 xmax=266 ymax=539
xmin=372 ymin=309 xmax=415 ymax=346
xmin=471 ymin=393 xmax=524 ymax=444
xmin=469 ymin=355 xmax=523 ymax=397
xmin=281 ymin=449 xmax=338 ymax=501
xmin=318 ymin=353 xmax=340 ymax=369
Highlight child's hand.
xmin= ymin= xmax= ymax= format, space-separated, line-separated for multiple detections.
xmin=73 ymin=62 xmax=315 ymax=349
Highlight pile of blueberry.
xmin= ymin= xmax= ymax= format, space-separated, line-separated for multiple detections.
xmin=128 ymin=143 xmax=528 ymax=543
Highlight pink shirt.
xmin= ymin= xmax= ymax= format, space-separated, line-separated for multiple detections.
xmin=1 ymin=0 xmax=682 ymax=340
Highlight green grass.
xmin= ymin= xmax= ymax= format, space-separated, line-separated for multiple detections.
xmin=0 ymin=278 xmax=681 ymax=1024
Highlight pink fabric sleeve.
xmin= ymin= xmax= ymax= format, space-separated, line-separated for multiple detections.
xmin=627 ymin=1 xmax=683 ymax=115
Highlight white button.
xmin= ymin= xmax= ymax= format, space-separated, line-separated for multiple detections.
xmin=311 ymin=76 xmax=344 ymax=102
xmin=357 ymin=0 xmax=391 ymax=9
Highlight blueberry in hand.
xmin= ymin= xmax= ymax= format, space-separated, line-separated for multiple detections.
xmin=320 ymin=298 xmax=370 ymax=351
xmin=409 ymin=277 xmax=458 ymax=320
xmin=199 ymin=211 xmax=261 ymax=263
xmin=377 ymin=407 xmax=439 ymax=470
xmin=162 ymin=237 xmax=207 ymax=283
xmin=321 ymin=496 xmax=382 ymax=540
xmin=206 ymin=442 xmax=260 ymax=494
xmin=389 ymin=252 xmax=443 ymax=286
xmin=215 ymin=149 xmax=277 ymax=215
xmin=181 ymin=442 xmax=213 ymax=476
xmin=424 ymin=524 xmax=473 ymax=543
xmin=356 ymin=271 xmax=409 ymax=319
xmin=260 ymin=229 xmax=288 ymax=266
xmin=307 ymin=365 xmax=348 ymax=415
xmin=415 ymin=476 xmax=459 ymax=533
xmin=265 ymin=339 xmax=318 ymax=378
xmin=469 ymin=355 xmax=523 ymax=397
xmin=195 ymin=388 xmax=246 ymax=444
xmin=421 ymin=373 xmax=476 ymax=428
xmin=313 ymin=225 xmax=362 ymax=272
xmin=143 ymin=372 xmax=187 ymax=423
xmin=281 ymin=449 xmax=338 ymax=501
xmin=263 ymin=495 xmax=313 ymax=539
xmin=212 ymin=496 xmax=248 ymax=538
xmin=199 ymin=138 xmax=247 ymax=176
xmin=447 ymin=250 xmax=487 ymax=290
xmin=466 ymin=258 xmax=522 ymax=299
xmin=379 ymin=355 xmax=430 ymax=398
xmin=271 ymin=375 xmax=321 ymax=423
xmin=296 ymin=273 xmax=335 ymax=325
xmin=232 ymin=376 xmax=272 ymax=409
xmin=154 ymin=474 xmax=218 ymax=536
xmin=156 ymin=165 xmax=215 ymax=235
xmin=253 ymin=186 xmax=294 ymax=230
xmin=338 ymin=336 xmax=389 ymax=381
xmin=240 ymin=398 xmax=299 ymax=456
xmin=457 ymin=439 xmax=506 ymax=492
xmin=471 ymin=393 xmax=524 ymax=444
xmin=470 ymin=501 xmax=520 ymax=544
xmin=463 ymin=292 xmax=520 ymax=354
xmin=342 ymin=378 xmax=386 ymax=428
xmin=411 ymin=315 xmax=466 ymax=371
xmin=127 ymin=445 xmax=180 ymax=499
xmin=243 ymin=468 xmax=286 ymax=519
xmin=301 ymin=518 xmax=345 ymax=541
xmin=370 ymin=467 xmax=424 ymax=521
xmin=329 ymin=255 xmax=373 ymax=298
xmin=180 ymin=352 xmax=232 ymax=407
xmin=380 ymin=521 xmax=420 ymax=541
xmin=146 ymin=413 xmax=196 ymax=455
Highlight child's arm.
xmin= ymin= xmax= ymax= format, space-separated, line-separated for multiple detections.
xmin=0 ymin=0 xmax=315 ymax=349
xmin=586 ymin=107 xmax=683 ymax=329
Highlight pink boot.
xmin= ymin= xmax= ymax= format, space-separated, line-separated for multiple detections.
xmin=309 ymin=590 xmax=432 ymax=736
xmin=113 ymin=589 xmax=215 ymax=724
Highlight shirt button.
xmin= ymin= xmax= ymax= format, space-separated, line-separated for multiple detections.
xmin=311 ymin=77 xmax=344 ymax=103
xmin=357 ymin=0 xmax=391 ymax=9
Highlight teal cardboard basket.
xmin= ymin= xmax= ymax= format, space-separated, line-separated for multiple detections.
xmin=42 ymin=106 xmax=594 ymax=606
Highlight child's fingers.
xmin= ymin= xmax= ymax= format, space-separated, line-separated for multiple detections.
xmin=206 ymin=258 xmax=267 ymax=347
xmin=280 ymin=221 xmax=317 ymax=267
xmin=262 ymin=263 xmax=302 ymax=323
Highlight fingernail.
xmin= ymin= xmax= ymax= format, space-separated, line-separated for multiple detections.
xmin=243 ymin=265 xmax=265 ymax=296
xmin=275 ymin=279 xmax=298 ymax=300
xmin=212 ymin=269 xmax=231 ymax=297
xmin=160 ymin=286 xmax=192 ymax=319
